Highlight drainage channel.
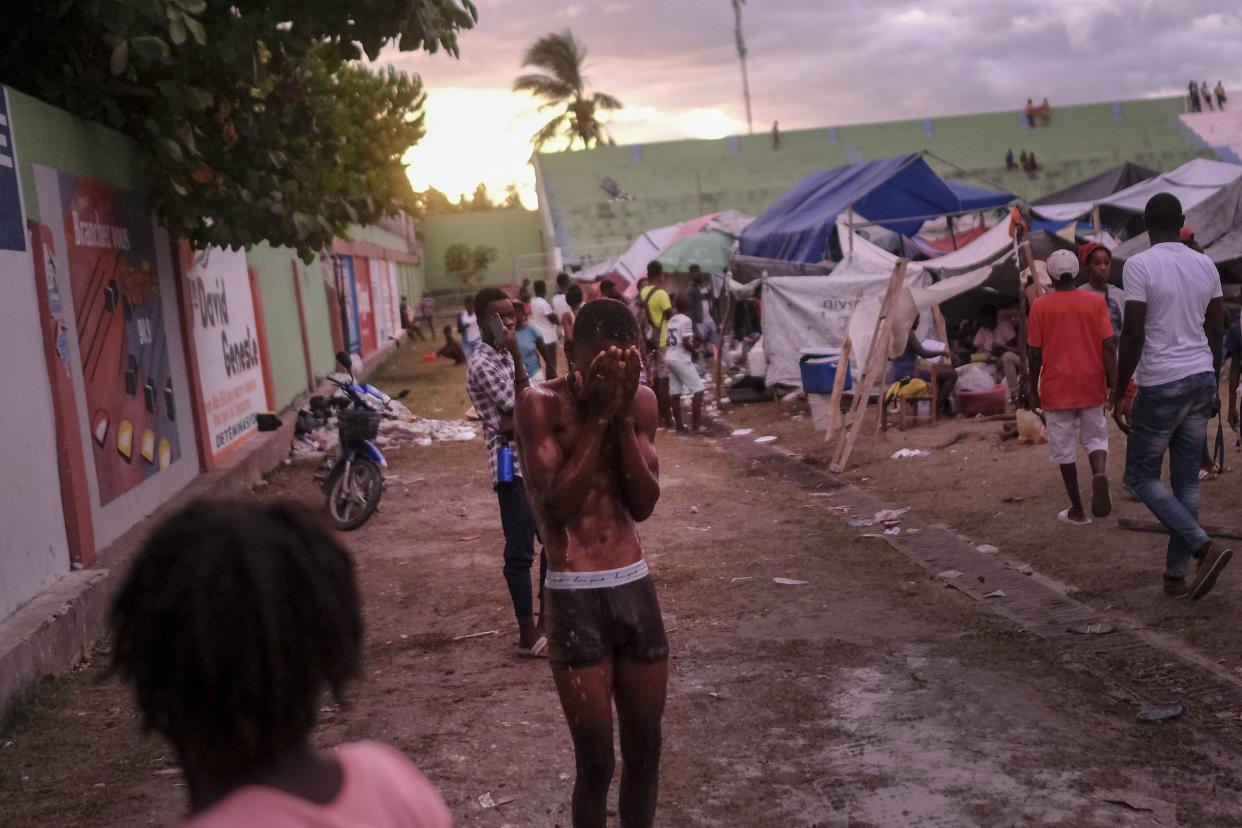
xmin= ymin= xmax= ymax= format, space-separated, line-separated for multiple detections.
xmin=716 ymin=431 xmax=1242 ymax=738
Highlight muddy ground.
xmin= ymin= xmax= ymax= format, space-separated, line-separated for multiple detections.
xmin=3 ymin=343 xmax=1242 ymax=827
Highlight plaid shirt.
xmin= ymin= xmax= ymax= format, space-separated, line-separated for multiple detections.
xmin=466 ymin=341 xmax=521 ymax=485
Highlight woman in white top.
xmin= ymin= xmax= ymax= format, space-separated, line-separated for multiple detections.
xmin=458 ymin=296 xmax=481 ymax=360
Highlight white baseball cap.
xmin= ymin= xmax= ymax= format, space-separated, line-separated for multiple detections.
xmin=1046 ymin=249 xmax=1079 ymax=280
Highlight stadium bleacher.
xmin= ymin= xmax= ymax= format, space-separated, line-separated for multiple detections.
xmin=535 ymin=96 xmax=1213 ymax=264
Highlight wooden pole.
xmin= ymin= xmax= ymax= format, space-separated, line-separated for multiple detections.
xmin=824 ymin=336 xmax=852 ymax=443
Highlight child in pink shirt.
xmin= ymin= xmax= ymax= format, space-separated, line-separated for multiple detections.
xmin=108 ymin=500 xmax=451 ymax=827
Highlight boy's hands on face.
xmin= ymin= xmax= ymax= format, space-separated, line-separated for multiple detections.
xmin=619 ymin=347 xmax=641 ymax=418
xmin=581 ymin=348 xmax=626 ymax=420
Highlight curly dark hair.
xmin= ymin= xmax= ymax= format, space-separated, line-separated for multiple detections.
xmin=573 ymin=298 xmax=639 ymax=346
xmin=107 ymin=500 xmax=362 ymax=779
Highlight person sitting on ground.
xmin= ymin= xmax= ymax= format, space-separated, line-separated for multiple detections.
xmin=561 ymin=283 xmax=584 ymax=359
xmin=666 ymin=292 xmax=707 ymax=433
xmin=515 ymin=302 xmax=548 ymax=385
xmin=515 ymin=299 xmax=667 ymax=828
xmin=888 ymin=318 xmax=957 ymax=416
xmin=437 ymin=325 xmax=465 ymax=365
xmin=972 ymin=303 xmax=1023 ymax=402
xmin=1078 ymin=243 xmax=1124 ymax=342
xmin=107 ymin=501 xmax=451 ymax=828
xmin=1114 ymin=192 xmax=1229 ymax=600
xmin=1028 ymin=250 xmax=1118 ymax=525
xmin=400 ymin=295 xmax=426 ymax=342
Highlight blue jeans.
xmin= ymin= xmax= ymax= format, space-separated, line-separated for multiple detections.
xmin=496 ymin=477 xmax=546 ymax=619
xmin=1124 ymin=372 xmax=1217 ymax=579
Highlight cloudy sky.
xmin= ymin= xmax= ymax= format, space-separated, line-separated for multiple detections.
xmin=379 ymin=1 xmax=1242 ymax=207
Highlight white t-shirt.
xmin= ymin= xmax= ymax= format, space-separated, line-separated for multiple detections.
xmin=665 ymin=314 xmax=696 ymax=365
xmin=1122 ymin=242 xmax=1222 ymax=387
xmin=459 ymin=311 xmax=480 ymax=344
xmin=552 ymin=293 xmax=571 ymax=322
xmin=528 ymin=296 xmax=557 ymax=344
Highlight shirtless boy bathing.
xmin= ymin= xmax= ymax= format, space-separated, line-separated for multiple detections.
xmin=515 ymin=299 xmax=668 ymax=828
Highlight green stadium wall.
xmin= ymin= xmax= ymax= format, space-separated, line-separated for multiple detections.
xmin=536 ymin=96 xmax=1212 ymax=264
xmin=420 ymin=208 xmax=545 ymax=293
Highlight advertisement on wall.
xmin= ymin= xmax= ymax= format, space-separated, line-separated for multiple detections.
xmin=35 ymin=167 xmax=182 ymax=505
xmin=370 ymin=257 xmax=391 ymax=345
xmin=354 ymin=255 xmax=378 ymax=354
xmin=338 ymin=254 xmax=361 ymax=353
xmin=183 ymin=244 xmax=268 ymax=463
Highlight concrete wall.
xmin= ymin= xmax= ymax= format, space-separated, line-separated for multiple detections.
xmin=420 ymin=209 xmax=544 ymax=293
xmin=0 ymin=88 xmax=72 ymax=619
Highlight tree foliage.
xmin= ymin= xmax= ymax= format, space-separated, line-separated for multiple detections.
xmin=417 ymin=182 xmax=526 ymax=215
xmin=2 ymin=0 xmax=477 ymax=259
xmin=513 ymin=30 xmax=621 ymax=150
xmin=444 ymin=242 xmax=497 ymax=290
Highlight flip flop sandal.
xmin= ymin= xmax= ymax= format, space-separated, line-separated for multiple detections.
xmin=1058 ymin=509 xmax=1092 ymax=526
xmin=518 ymin=635 xmax=549 ymax=659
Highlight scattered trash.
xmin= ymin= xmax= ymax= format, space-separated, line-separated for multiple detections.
xmin=883 ymin=527 xmax=901 ymax=536
xmin=983 ymin=589 xmax=1007 ymax=598
xmin=809 ymin=492 xmax=835 ymax=498
xmin=452 ymin=629 xmax=500 ymax=642
xmin=905 ymin=528 xmax=922 ymax=535
xmin=754 ymin=435 xmax=779 ymax=444
xmin=477 ymin=792 xmax=515 ymax=809
xmin=936 ymin=569 xmax=963 ymax=580
xmin=874 ymin=508 xmax=911 ymax=524
xmin=730 ymin=576 xmax=752 ymax=584
xmin=1068 ymin=623 xmax=1117 ymax=636
xmin=690 ymin=505 xmax=699 ymax=514
xmin=457 ymin=535 xmax=481 ymax=542
xmin=1015 ymin=563 xmax=1034 ymax=575
xmin=686 ymin=526 xmax=712 ymax=532
xmin=773 ymin=577 xmax=809 ymax=585
xmin=849 ymin=518 xmax=875 ymax=527
xmin=890 ymin=448 xmax=930 ymax=459
xmin=1136 ymin=703 xmax=1185 ymax=723
xmin=976 ymin=544 xmax=999 ymax=554
xmin=731 ymin=428 xmax=754 ymax=437
xmin=1002 ymin=496 xmax=1026 ymax=504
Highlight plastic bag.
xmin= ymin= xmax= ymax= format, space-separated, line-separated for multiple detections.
xmin=1016 ymin=408 xmax=1047 ymax=444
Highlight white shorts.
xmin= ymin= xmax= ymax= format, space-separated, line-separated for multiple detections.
xmin=667 ymin=359 xmax=705 ymax=396
xmin=1045 ymin=406 xmax=1109 ymax=465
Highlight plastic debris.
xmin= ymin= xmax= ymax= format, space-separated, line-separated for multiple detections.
xmin=849 ymin=518 xmax=875 ymax=527
xmin=983 ymin=589 xmax=1007 ymax=598
xmin=890 ymin=448 xmax=930 ymax=459
xmin=477 ymin=792 xmax=515 ymax=809
xmin=773 ymin=577 xmax=809 ymax=585
xmin=937 ymin=569 xmax=963 ymax=580
xmin=976 ymin=544 xmax=999 ymax=554
xmin=874 ymin=508 xmax=911 ymax=524
xmin=754 ymin=435 xmax=779 ymax=444
xmin=883 ymin=527 xmax=901 ymax=536
xmin=1015 ymin=563 xmax=1034 ymax=575
xmin=731 ymin=428 xmax=754 ymax=437
xmin=1136 ymin=703 xmax=1185 ymax=723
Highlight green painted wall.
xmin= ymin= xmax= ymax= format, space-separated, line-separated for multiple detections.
xmin=8 ymin=87 xmax=144 ymax=218
xmin=420 ymin=209 xmax=545 ymax=293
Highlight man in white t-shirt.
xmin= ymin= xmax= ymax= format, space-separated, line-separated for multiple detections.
xmin=665 ymin=293 xmax=706 ymax=433
xmin=551 ymin=272 xmax=572 ymax=334
xmin=529 ymin=280 xmax=559 ymax=379
xmin=1114 ymin=192 xmax=1229 ymax=600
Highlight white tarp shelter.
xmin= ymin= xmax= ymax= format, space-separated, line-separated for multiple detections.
xmin=1110 ymin=159 xmax=1242 ymax=264
xmin=576 ymin=224 xmax=680 ymax=283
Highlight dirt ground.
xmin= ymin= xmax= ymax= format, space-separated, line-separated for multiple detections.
xmin=726 ymin=387 xmax=1242 ymax=669
xmin=3 ymin=343 xmax=1242 ymax=827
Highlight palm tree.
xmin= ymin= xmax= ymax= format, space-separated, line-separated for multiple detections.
xmin=513 ymin=30 xmax=622 ymax=150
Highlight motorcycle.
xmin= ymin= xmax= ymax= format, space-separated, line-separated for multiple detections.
xmin=321 ymin=351 xmax=409 ymax=531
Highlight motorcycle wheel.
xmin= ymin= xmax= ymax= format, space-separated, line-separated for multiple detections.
xmin=326 ymin=457 xmax=383 ymax=530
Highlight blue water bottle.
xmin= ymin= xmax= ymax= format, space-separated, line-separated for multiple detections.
xmin=497 ymin=443 xmax=515 ymax=483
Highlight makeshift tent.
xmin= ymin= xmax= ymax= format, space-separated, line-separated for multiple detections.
xmin=1030 ymin=162 xmax=1159 ymax=222
xmin=738 ymin=153 xmax=1014 ymax=263
xmin=657 ymin=211 xmax=753 ymax=273
xmin=1104 ymin=159 xmax=1242 ymax=268
xmin=760 ymin=221 xmax=999 ymax=389
xmin=576 ymin=223 xmax=680 ymax=283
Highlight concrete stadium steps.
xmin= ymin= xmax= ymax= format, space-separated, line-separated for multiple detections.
xmin=540 ymin=97 xmax=1210 ymax=261
xmin=1179 ymin=110 xmax=1242 ymax=163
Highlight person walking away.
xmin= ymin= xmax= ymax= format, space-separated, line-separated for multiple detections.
xmin=515 ymin=303 xmax=547 ymax=384
xmin=1189 ymin=79 xmax=1201 ymax=113
xmin=686 ymin=265 xmax=719 ymax=361
xmin=530 ymin=279 xmax=560 ymax=380
xmin=639 ymin=261 xmax=675 ymax=428
xmin=666 ymin=293 xmax=707 ymax=433
xmin=1114 ymin=193 xmax=1229 ymax=599
xmin=1028 ymin=250 xmax=1117 ymax=525
xmin=561 ymin=283 xmax=585 ymax=360
xmin=1078 ymin=242 xmax=1124 ymax=341
xmin=419 ymin=293 xmax=437 ymax=338
xmin=1202 ymin=81 xmax=1215 ymax=112
xmin=459 ymin=296 xmax=481 ymax=361
xmin=515 ymin=299 xmax=667 ymax=828
xmin=437 ymin=325 xmax=465 ymax=365
xmin=466 ymin=287 xmax=548 ymax=656
xmin=107 ymin=501 xmax=451 ymax=827
xmin=1216 ymin=81 xmax=1227 ymax=111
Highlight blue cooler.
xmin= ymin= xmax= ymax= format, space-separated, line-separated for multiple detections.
xmin=799 ymin=351 xmax=852 ymax=393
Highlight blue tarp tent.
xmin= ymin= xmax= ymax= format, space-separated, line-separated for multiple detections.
xmin=738 ymin=154 xmax=1014 ymax=263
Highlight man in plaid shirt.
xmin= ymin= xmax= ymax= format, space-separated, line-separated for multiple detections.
xmin=466 ymin=287 xmax=547 ymax=657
